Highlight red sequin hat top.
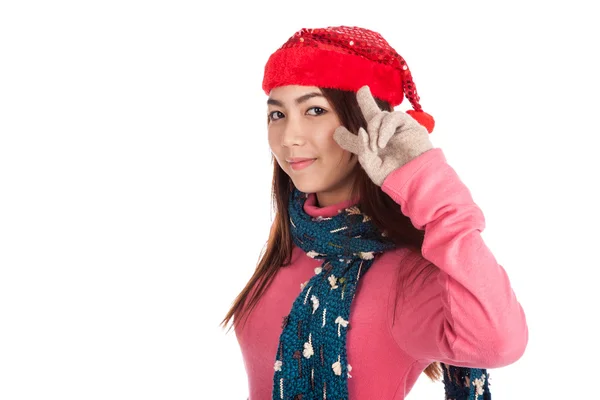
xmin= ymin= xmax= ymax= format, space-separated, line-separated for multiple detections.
xmin=262 ymin=25 xmax=434 ymax=133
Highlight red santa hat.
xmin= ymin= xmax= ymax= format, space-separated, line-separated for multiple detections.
xmin=262 ymin=25 xmax=435 ymax=133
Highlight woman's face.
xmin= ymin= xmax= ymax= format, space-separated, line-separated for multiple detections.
xmin=267 ymin=85 xmax=358 ymax=207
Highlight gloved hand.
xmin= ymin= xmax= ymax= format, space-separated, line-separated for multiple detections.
xmin=333 ymin=85 xmax=434 ymax=186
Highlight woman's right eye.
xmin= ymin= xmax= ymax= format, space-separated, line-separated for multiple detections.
xmin=268 ymin=111 xmax=284 ymax=121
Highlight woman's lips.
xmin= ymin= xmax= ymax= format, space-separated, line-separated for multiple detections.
xmin=288 ymin=158 xmax=316 ymax=171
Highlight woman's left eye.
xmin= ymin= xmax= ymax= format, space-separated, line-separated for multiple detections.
xmin=307 ymin=107 xmax=326 ymax=116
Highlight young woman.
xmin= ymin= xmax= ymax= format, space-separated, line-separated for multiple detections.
xmin=221 ymin=25 xmax=528 ymax=400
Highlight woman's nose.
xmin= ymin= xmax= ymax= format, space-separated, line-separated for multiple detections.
xmin=281 ymin=119 xmax=306 ymax=147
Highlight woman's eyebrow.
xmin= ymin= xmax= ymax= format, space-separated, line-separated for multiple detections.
xmin=267 ymin=92 xmax=324 ymax=106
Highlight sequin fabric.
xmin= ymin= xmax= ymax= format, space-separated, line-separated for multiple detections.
xmin=278 ymin=26 xmax=423 ymax=112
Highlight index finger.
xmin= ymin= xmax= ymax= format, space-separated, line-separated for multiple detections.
xmin=356 ymin=85 xmax=382 ymax=122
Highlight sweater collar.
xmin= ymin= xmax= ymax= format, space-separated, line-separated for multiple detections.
xmin=302 ymin=192 xmax=359 ymax=218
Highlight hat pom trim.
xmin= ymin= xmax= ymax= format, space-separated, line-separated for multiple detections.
xmin=406 ymin=110 xmax=435 ymax=133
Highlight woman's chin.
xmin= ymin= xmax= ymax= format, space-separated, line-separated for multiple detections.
xmin=290 ymin=178 xmax=323 ymax=194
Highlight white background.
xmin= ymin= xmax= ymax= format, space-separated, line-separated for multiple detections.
xmin=1 ymin=1 xmax=599 ymax=399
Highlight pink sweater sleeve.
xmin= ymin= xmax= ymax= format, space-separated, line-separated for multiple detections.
xmin=381 ymin=148 xmax=528 ymax=368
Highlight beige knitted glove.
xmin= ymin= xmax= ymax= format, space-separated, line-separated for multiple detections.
xmin=333 ymin=86 xmax=434 ymax=186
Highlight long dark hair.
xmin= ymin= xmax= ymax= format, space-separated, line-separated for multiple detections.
xmin=220 ymin=87 xmax=442 ymax=381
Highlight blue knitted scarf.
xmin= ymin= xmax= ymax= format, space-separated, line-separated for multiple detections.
xmin=272 ymin=188 xmax=491 ymax=399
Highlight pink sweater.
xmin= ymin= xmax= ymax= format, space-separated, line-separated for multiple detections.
xmin=235 ymin=148 xmax=528 ymax=399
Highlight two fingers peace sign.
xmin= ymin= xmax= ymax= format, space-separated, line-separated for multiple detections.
xmin=333 ymin=85 xmax=433 ymax=186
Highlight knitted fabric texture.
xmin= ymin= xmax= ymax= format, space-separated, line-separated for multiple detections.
xmin=272 ymin=188 xmax=492 ymax=399
xmin=442 ymin=364 xmax=491 ymax=400
xmin=272 ymin=188 xmax=396 ymax=399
